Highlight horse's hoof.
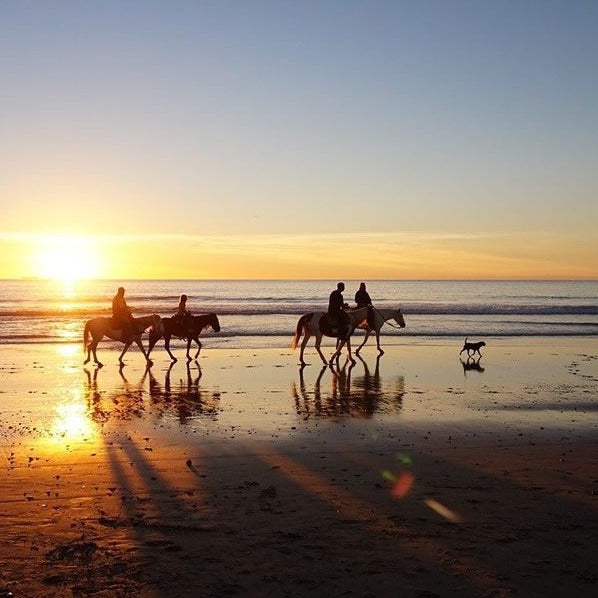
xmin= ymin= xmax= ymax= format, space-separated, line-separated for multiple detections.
xmin=97 ymin=363 xmax=104 ymax=369
xmin=147 ymin=359 xmax=153 ymax=367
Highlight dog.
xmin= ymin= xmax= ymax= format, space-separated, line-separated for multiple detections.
xmin=459 ymin=337 xmax=486 ymax=357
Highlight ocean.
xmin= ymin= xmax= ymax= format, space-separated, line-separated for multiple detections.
xmin=0 ymin=279 xmax=597 ymax=348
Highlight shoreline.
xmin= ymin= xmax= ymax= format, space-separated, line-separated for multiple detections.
xmin=0 ymin=337 xmax=596 ymax=596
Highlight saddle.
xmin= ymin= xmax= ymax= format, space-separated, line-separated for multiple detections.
xmin=110 ymin=317 xmax=137 ymax=337
xmin=319 ymin=315 xmax=350 ymax=339
xmin=110 ymin=316 xmax=123 ymax=330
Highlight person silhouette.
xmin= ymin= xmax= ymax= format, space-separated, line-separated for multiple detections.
xmin=355 ymin=282 xmax=375 ymax=328
xmin=354 ymin=282 xmax=372 ymax=308
xmin=175 ymin=294 xmax=190 ymax=317
xmin=328 ymin=282 xmax=349 ymax=336
xmin=112 ymin=287 xmax=134 ymax=340
xmin=173 ymin=294 xmax=192 ymax=331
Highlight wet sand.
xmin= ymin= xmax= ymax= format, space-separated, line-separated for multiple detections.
xmin=0 ymin=337 xmax=597 ymax=597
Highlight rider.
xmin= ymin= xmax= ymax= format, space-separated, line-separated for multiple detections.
xmin=355 ymin=282 xmax=375 ymax=329
xmin=112 ymin=286 xmax=134 ymax=340
xmin=328 ymin=282 xmax=350 ymax=337
xmin=173 ymin=294 xmax=192 ymax=330
xmin=176 ymin=294 xmax=190 ymax=317
xmin=354 ymin=282 xmax=372 ymax=308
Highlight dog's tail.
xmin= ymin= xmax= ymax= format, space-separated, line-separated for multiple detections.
xmin=464 ymin=337 xmax=468 ymax=343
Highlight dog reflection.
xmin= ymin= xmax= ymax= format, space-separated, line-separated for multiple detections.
xmin=292 ymin=355 xmax=404 ymax=418
xmin=460 ymin=356 xmax=485 ymax=375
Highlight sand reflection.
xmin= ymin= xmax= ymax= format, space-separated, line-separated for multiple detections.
xmin=147 ymin=362 xmax=221 ymax=423
xmin=292 ymin=354 xmax=405 ymax=419
xmin=82 ymin=362 xmax=221 ymax=425
xmin=460 ymin=355 xmax=485 ymax=375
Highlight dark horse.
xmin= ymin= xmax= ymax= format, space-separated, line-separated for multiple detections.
xmin=147 ymin=313 xmax=221 ymax=362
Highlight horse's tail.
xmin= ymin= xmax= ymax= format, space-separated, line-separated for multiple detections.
xmin=291 ymin=314 xmax=311 ymax=350
xmin=83 ymin=321 xmax=90 ymax=352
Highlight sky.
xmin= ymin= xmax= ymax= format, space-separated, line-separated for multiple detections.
xmin=1 ymin=0 xmax=597 ymax=280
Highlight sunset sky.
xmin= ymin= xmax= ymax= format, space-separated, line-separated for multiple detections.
xmin=1 ymin=1 xmax=597 ymax=280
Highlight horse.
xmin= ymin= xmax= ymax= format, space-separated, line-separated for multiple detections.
xmin=83 ymin=314 xmax=163 ymax=368
xmin=291 ymin=306 xmax=406 ymax=365
xmin=348 ymin=306 xmax=406 ymax=355
xmin=147 ymin=313 xmax=221 ymax=362
xmin=290 ymin=312 xmax=356 ymax=366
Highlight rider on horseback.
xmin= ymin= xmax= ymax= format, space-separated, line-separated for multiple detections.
xmin=112 ymin=287 xmax=135 ymax=341
xmin=173 ymin=294 xmax=192 ymax=333
xmin=328 ymin=282 xmax=350 ymax=338
xmin=355 ymin=282 xmax=375 ymax=329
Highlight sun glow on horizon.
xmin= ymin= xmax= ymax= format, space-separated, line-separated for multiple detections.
xmin=34 ymin=235 xmax=105 ymax=282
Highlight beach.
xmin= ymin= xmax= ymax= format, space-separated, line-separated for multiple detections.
xmin=0 ymin=336 xmax=596 ymax=597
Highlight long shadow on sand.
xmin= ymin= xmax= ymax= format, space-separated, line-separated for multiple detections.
xmin=15 ymin=356 xmax=595 ymax=597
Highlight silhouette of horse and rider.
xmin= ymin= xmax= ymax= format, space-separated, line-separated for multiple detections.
xmin=291 ymin=282 xmax=406 ymax=366
xmin=83 ymin=288 xmax=220 ymax=367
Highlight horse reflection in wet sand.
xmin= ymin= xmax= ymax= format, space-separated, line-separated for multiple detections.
xmin=83 ymin=362 xmax=220 ymax=424
xmin=148 ymin=313 xmax=221 ymax=362
xmin=146 ymin=361 xmax=221 ymax=422
xmin=83 ymin=314 xmax=163 ymax=368
xmin=292 ymin=354 xmax=405 ymax=418
xmin=291 ymin=306 xmax=406 ymax=366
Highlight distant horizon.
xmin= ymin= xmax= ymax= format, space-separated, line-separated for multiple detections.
xmin=2 ymin=3 xmax=597 ymax=283
xmin=5 ymin=276 xmax=597 ymax=283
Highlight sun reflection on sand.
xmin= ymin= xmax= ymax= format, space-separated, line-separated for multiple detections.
xmin=57 ymin=343 xmax=79 ymax=358
xmin=42 ymin=392 xmax=100 ymax=451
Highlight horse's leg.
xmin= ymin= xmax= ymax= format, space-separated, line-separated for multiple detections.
xmin=345 ymin=337 xmax=355 ymax=364
xmin=91 ymin=339 xmax=103 ymax=368
xmin=329 ymin=338 xmax=344 ymax=364
xmin=299 ymin=331 xmax=311 ymax=365
xmin=313 ymin=333 xmax=328 ymax=365
xmin=375 ymin=329 xmax=384 ymax=355
xmin=164 ymin=334 xmax=177 ymax=362
xmin=355 ymin=329 xmax=370 ymax=355
xmin=192 ymin=335 xmax=202 ymax=360
xmin=134 ymin=337 xmax=153 ymax=366
xmin=118 ymin=341 xmax=132 ymax=365
xmin=187 ymin=334 xmax=201 ymax=362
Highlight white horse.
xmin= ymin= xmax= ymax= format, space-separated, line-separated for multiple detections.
xmin=83 ymin=314 xmax=163 ymax=368
xmin=291 ymin=306 xmax=406 ymax=366
xmin=350 ymin=306 xmax=406 ymax=355
xmin=291 ymin=312 xmax=356 ymax=366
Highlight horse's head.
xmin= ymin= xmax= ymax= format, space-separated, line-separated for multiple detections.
xmin=394 ymin=309 xmax=406 ymax=328
xmin=210 ymin=313 xmax=221 ymax=333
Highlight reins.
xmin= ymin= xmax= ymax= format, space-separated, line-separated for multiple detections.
xmin=372 ymin=306 xmax=404 ymax=329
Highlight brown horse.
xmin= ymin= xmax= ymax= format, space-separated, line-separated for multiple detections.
xmin=147 ymin=313 xmax=221 ymax=362
xmin=83 ymin=314 xmax=163 ymax=368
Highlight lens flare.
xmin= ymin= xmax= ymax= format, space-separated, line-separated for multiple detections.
xmin=424 ymin=498 xmax=461 ymax=523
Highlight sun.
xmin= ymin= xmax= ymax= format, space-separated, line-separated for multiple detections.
xmin=34 ymin=235 xmax=104 ymax=282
